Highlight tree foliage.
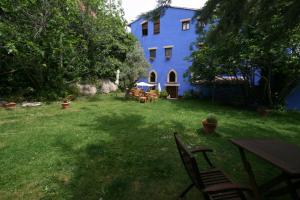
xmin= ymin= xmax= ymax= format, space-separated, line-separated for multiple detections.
xmin=121 ymin=42 xmax=149 ymax=88
xmin=0 ymin=0 xmax=137 ymax=100
xmin=189 ymin=0 xmax=300 ymax=106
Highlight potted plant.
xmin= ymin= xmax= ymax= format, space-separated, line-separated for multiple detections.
xmin=4 ymin=102 xmax=17 ymax=110
xmin=61 ymin=98 xmax=70 ymax=109
xmin=159 ymin=90 xmax=168 ymax=99
xmin=202 ymin=114 xmax=218 ymax=134
xmin=4 ymin=97 xmax=17 ymax=110
xmin=257 ymin=106 xmax=271 ymax=117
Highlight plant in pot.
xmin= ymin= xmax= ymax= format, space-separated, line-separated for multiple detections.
xmin=61 ymin=97 xmax=70 ymax=109
xmin=4 ymin=97 xmax=17 ymax=110
xmin=257 ymin=106 xmax=271 ymax=117
xmin=202 ymin=114 xmax=218 ymax=134
xmin=159 ymin=90 xmax=168 ymax=99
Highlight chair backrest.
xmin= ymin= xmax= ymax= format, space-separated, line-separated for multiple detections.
xmin=133 ymin=89 xmax=141 ymax=96
xmin=174 ymin=133 xmax=204 ymax=189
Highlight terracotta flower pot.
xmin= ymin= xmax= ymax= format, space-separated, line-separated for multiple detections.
xmin=61 ymin=102 xmax=70 ymax=109
xmin=4 ymin=102 xmax=17 ymax=110
xmin=257 ymin=107 xmax=271 ymax=117
xmin=202 ymin=119 xmax=217 ymax=134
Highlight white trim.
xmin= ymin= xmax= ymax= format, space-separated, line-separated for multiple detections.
xmin=167 ymin=69 xmax=178 ymax=83
xmin=163 ymin=45 xmax=174 ymax=49
xmin=165 ymin=83 xmax=180 ymax=86
xmin=140 ymin=20 xmax=148 ymax=25
xmin=180 ymin=18 xmax=191 ymax=22
xmin=148 ymin=47 xmax=158 ymax=50
xmin=148 ymin=70 xmax=158 ymax=83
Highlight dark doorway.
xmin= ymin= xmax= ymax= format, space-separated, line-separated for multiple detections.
xmin=166 ymin=86 xmax=178 ymax=98
xmin=150 ymin=72 xmax=156 ymax=83
xmin=169 ymin=71 xmax=176 ymax=83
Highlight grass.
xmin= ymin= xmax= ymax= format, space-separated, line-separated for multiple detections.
xmin=0 ymin=94 xmax=300 ymax=200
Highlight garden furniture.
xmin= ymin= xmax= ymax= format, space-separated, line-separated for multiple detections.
xmin=139 ymin=96 xmax=147 ymax=103
xmin=132 ymin=88 xmax=146 ymax=101
xmin=145 ymin=92 xmax=158 ymax=102
xmin=231 ymin=139 xmax=300 ymax=200
xmin=174 ymin=133 xmax=251 ymax=200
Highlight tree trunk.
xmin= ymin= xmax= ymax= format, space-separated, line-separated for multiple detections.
xmin=266 ymin=65 xmax=273 ymax=107
xmin=211 ymin=82 xmax=215 ymax=103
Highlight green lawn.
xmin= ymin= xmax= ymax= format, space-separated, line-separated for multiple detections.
xmin=1 ymin=95 xmax=299 ymax=200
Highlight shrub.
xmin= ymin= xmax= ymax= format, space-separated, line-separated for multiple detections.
xmin=206 ymin=113 xmax=218 ymax=124
xmin=160 ymin=90 xmax=168 ymax=98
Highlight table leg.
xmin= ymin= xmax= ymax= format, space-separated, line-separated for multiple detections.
xmin=238 ymin=147 xmax=262 ymax=200
xmin=285 ymin=177 xmax=300 ymax=200
xmin=259 ymin=173 xmax=285 ymax=194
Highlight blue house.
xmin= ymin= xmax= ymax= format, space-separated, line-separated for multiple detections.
xmin=286 ymin=81 xmax=300 ymax=110
xmin=129 ymin=6 xmax=198 ymax=98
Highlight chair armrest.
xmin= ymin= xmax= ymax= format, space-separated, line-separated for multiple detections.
xmin=190 ymin=147 xmax=213 ymax=154
xmin=204 ymin=183 xmax=252 ymax=194
xmin=190 ymin=146 xmax=214 ymax=168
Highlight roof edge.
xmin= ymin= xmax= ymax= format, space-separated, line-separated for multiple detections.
xmin=127 ymin=6 xmax=199 ymax=26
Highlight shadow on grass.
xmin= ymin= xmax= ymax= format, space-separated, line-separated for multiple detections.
xmin=49 ymin=113 xmax=192 ymax=200
xmin=46 ymin=104 xmax=300 ymax=200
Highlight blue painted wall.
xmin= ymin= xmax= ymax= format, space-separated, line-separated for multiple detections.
xmin=286 ymin=81 xmax=300 ymax=110
xmin=129 ymin=7 xmax=198 ymax=96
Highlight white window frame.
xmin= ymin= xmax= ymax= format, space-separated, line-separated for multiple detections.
xmin=148 ymin=70 xmax=157 ymax=83
xmin=148 ymin=47 xmax=157 ymax=61
xmin=164 ymin=46 xmax=173 ymax=59
xmin=181 ymin=19 xmax=191 ymax=31
xmin=167 ymin=69 xmax=178 ymax=83
xmin=141 ymin=21 xmax=148 ymax=36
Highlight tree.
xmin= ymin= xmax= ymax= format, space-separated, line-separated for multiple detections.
xmin=121 ymin=42 xmax=150 ymax=97
xmin=0 ymin=0 xmax=138 ymax=100
xmin=190 ymin=0 xmax=300 ymax=107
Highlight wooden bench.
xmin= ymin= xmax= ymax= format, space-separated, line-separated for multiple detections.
xmin=174 ymin=133 xmax=251 ymax=199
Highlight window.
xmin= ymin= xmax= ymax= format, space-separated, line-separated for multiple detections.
xmin=153 ymin=18 xmax=160 ymax=34
xmin=182 ymin=20 xmax=190 ymax=30
xmin=149 ymin=71 xmax=156 ymax=83
xmin=149 ymin=49 xmax=156 ymax=61
xmin=165 ymin=47 xmax=172 ymax=59
xmin=197 ymin=20 xmax=205 ymax=29
xmin=197 ymin=42 xmax=205 ymax=49
xmin=169 ymin=71 xmax=176 ymax=83
xmin=142 ymin=22 xmax=148 ymax=36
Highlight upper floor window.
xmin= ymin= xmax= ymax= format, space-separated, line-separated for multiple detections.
xmin=149 ymin=48 xmax=156 ymax=61
xmin=181 ymin=18 xmax=191 ymax=31
xmin=164 ymin=46 xmax=173 ymax=60
xmin=182 ymin=21 xmax=190 ymax=30
xmin=153 ymin=18 xmax=160 ymax=34
xmin=197 ymin=42 xmax=205 ymax=49
xmin=142 ymin=21 xmax=148 ymax=36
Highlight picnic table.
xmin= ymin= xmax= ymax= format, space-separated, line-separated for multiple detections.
xmin=231 ymin=139 xmax=300 ymax=200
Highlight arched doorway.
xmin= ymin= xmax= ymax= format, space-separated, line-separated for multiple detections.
xmin=169 ymin=71 xmax=176 ymax=83
xmin=166 ymin=70 xmax=179 ymax=98
xmin=149 ymin=71 xmax=157 ymax=83
xmin=148 ymin=70 xmax=157 ymax=90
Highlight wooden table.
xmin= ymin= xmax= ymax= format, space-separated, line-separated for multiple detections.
xmin=231 ymin=139 xmax=300 ymax=200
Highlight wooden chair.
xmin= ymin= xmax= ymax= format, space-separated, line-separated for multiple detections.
xmin=132 ymin=88 xmax=140 ymax=99
xmin=129 ymin=88 xmax=136 ymax=97
xmin=145 ymin=92 xmax=158 ymax=102
xmin=132 ymin=89 xmax=148 ymax=103
xmin=174 ymin=133 xmax=252 ymax=200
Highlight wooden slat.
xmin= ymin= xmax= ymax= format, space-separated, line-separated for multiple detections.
xmin=210 ymin=191 xmax=241 ymax=200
